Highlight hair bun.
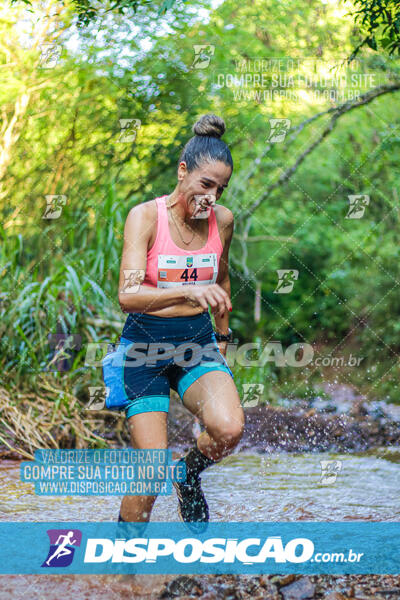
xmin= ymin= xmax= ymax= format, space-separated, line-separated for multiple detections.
xmin=192 ymin=114 xmax=225 ymax=139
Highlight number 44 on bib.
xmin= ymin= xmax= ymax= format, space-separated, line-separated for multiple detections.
xmin=157 ymin=253 xmax=218 ymax=287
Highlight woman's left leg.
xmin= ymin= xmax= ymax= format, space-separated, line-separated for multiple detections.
xmin=181 ymin=369 xmax=245 ymax=461
xmin=172 ymin=370 xmax=244 ymax=526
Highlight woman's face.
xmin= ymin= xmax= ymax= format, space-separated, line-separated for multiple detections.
xmin=177 ymin=160 xmax=232 ymax=219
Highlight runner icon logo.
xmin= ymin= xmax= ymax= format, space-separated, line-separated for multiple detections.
xmin=41 ymin=529 xmax=82 ymax=568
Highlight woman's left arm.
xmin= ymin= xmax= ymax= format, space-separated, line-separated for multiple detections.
xmin=214 ymin=208 xmax=234 ymax=355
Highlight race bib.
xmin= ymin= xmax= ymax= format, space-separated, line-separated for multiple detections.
xmin=157 ymin=253 xmax=218 ymax=288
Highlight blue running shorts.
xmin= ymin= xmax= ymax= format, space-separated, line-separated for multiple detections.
xmin=102 ymin=310 xmax=234 ymax=419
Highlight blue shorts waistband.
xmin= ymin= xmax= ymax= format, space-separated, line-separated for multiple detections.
xmin=128 ymin=310 xmax=209 ymax=323
xmin=121 ymin=310 xmax=214 ymax=343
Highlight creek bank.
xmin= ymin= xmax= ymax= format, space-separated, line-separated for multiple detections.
xmin=157 ymin=573 xmax=400 ymax=600
xmin=0 ymin=384 xmax=399 ymax=459
xmin=167 ymin=385 xmax=400 ymax=454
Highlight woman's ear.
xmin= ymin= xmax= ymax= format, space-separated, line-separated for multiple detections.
xmin=178 ymin=160 xmax=187 ymax=181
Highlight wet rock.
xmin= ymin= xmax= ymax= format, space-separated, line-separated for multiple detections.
xmin=203 ymin=582 xmax=239 ymax=599
xmin=270 ymin=574 xmax=296 ymax=587
xmin=349 ymin=400 xmax=369 ymax=419
xmin=258 ymin=575 xmax=281 ymax=598
xmin=159 ymin=575 xmax=203 ymax=597
xmin=305 ymin=408 xmax=316 ymax=417
xmin=280 ymin=576 xmax=316 ymax=600
xmin=237 ymin=578 xmax=266 ymax=599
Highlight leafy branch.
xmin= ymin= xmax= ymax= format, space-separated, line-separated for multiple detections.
xmin=345 ymin=0 xmax=400 ymax=57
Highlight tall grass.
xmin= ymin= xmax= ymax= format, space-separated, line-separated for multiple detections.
xmin=0 ymin=181 xmax=130 ymax=453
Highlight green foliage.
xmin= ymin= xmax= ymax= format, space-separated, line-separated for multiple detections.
xmin=1 ymin=0 xmax=400 ymax=407
xmin=9 ymin=0 xmax=176 ymax=28
xmin=345 ymin=0 xmax=400 ymax=56
xmin=0 ymin=181 xmax=124 ymax=389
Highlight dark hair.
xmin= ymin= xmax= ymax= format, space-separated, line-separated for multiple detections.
xmin=178 ymin=113 xmax=233 ymax=173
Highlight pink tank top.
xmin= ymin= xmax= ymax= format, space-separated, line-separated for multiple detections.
xmin=142 ymin=195 xmax=224 ymax=288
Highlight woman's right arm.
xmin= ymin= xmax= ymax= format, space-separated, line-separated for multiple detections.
xmin=118 ymin=203 xmax=231 ymax=316
xmin=118 ymin=204 xmax=188 ymax=313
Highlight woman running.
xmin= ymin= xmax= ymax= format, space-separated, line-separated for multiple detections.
xmin=106 ymin=113 xmax=244 ymax=527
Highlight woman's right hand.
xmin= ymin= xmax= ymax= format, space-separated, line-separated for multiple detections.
xmin=184 ymin=284 xmax=232 ymax=317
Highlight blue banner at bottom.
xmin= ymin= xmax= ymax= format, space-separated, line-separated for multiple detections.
xmin=0 ymin=522 xmax=398 ymax=574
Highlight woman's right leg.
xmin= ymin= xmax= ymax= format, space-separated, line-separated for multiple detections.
xmin=119 ymin=410 xmax=168 ymax=522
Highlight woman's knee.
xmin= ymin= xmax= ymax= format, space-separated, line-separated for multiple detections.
xmin=207 ymin=416 xmax=245 ymax=447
